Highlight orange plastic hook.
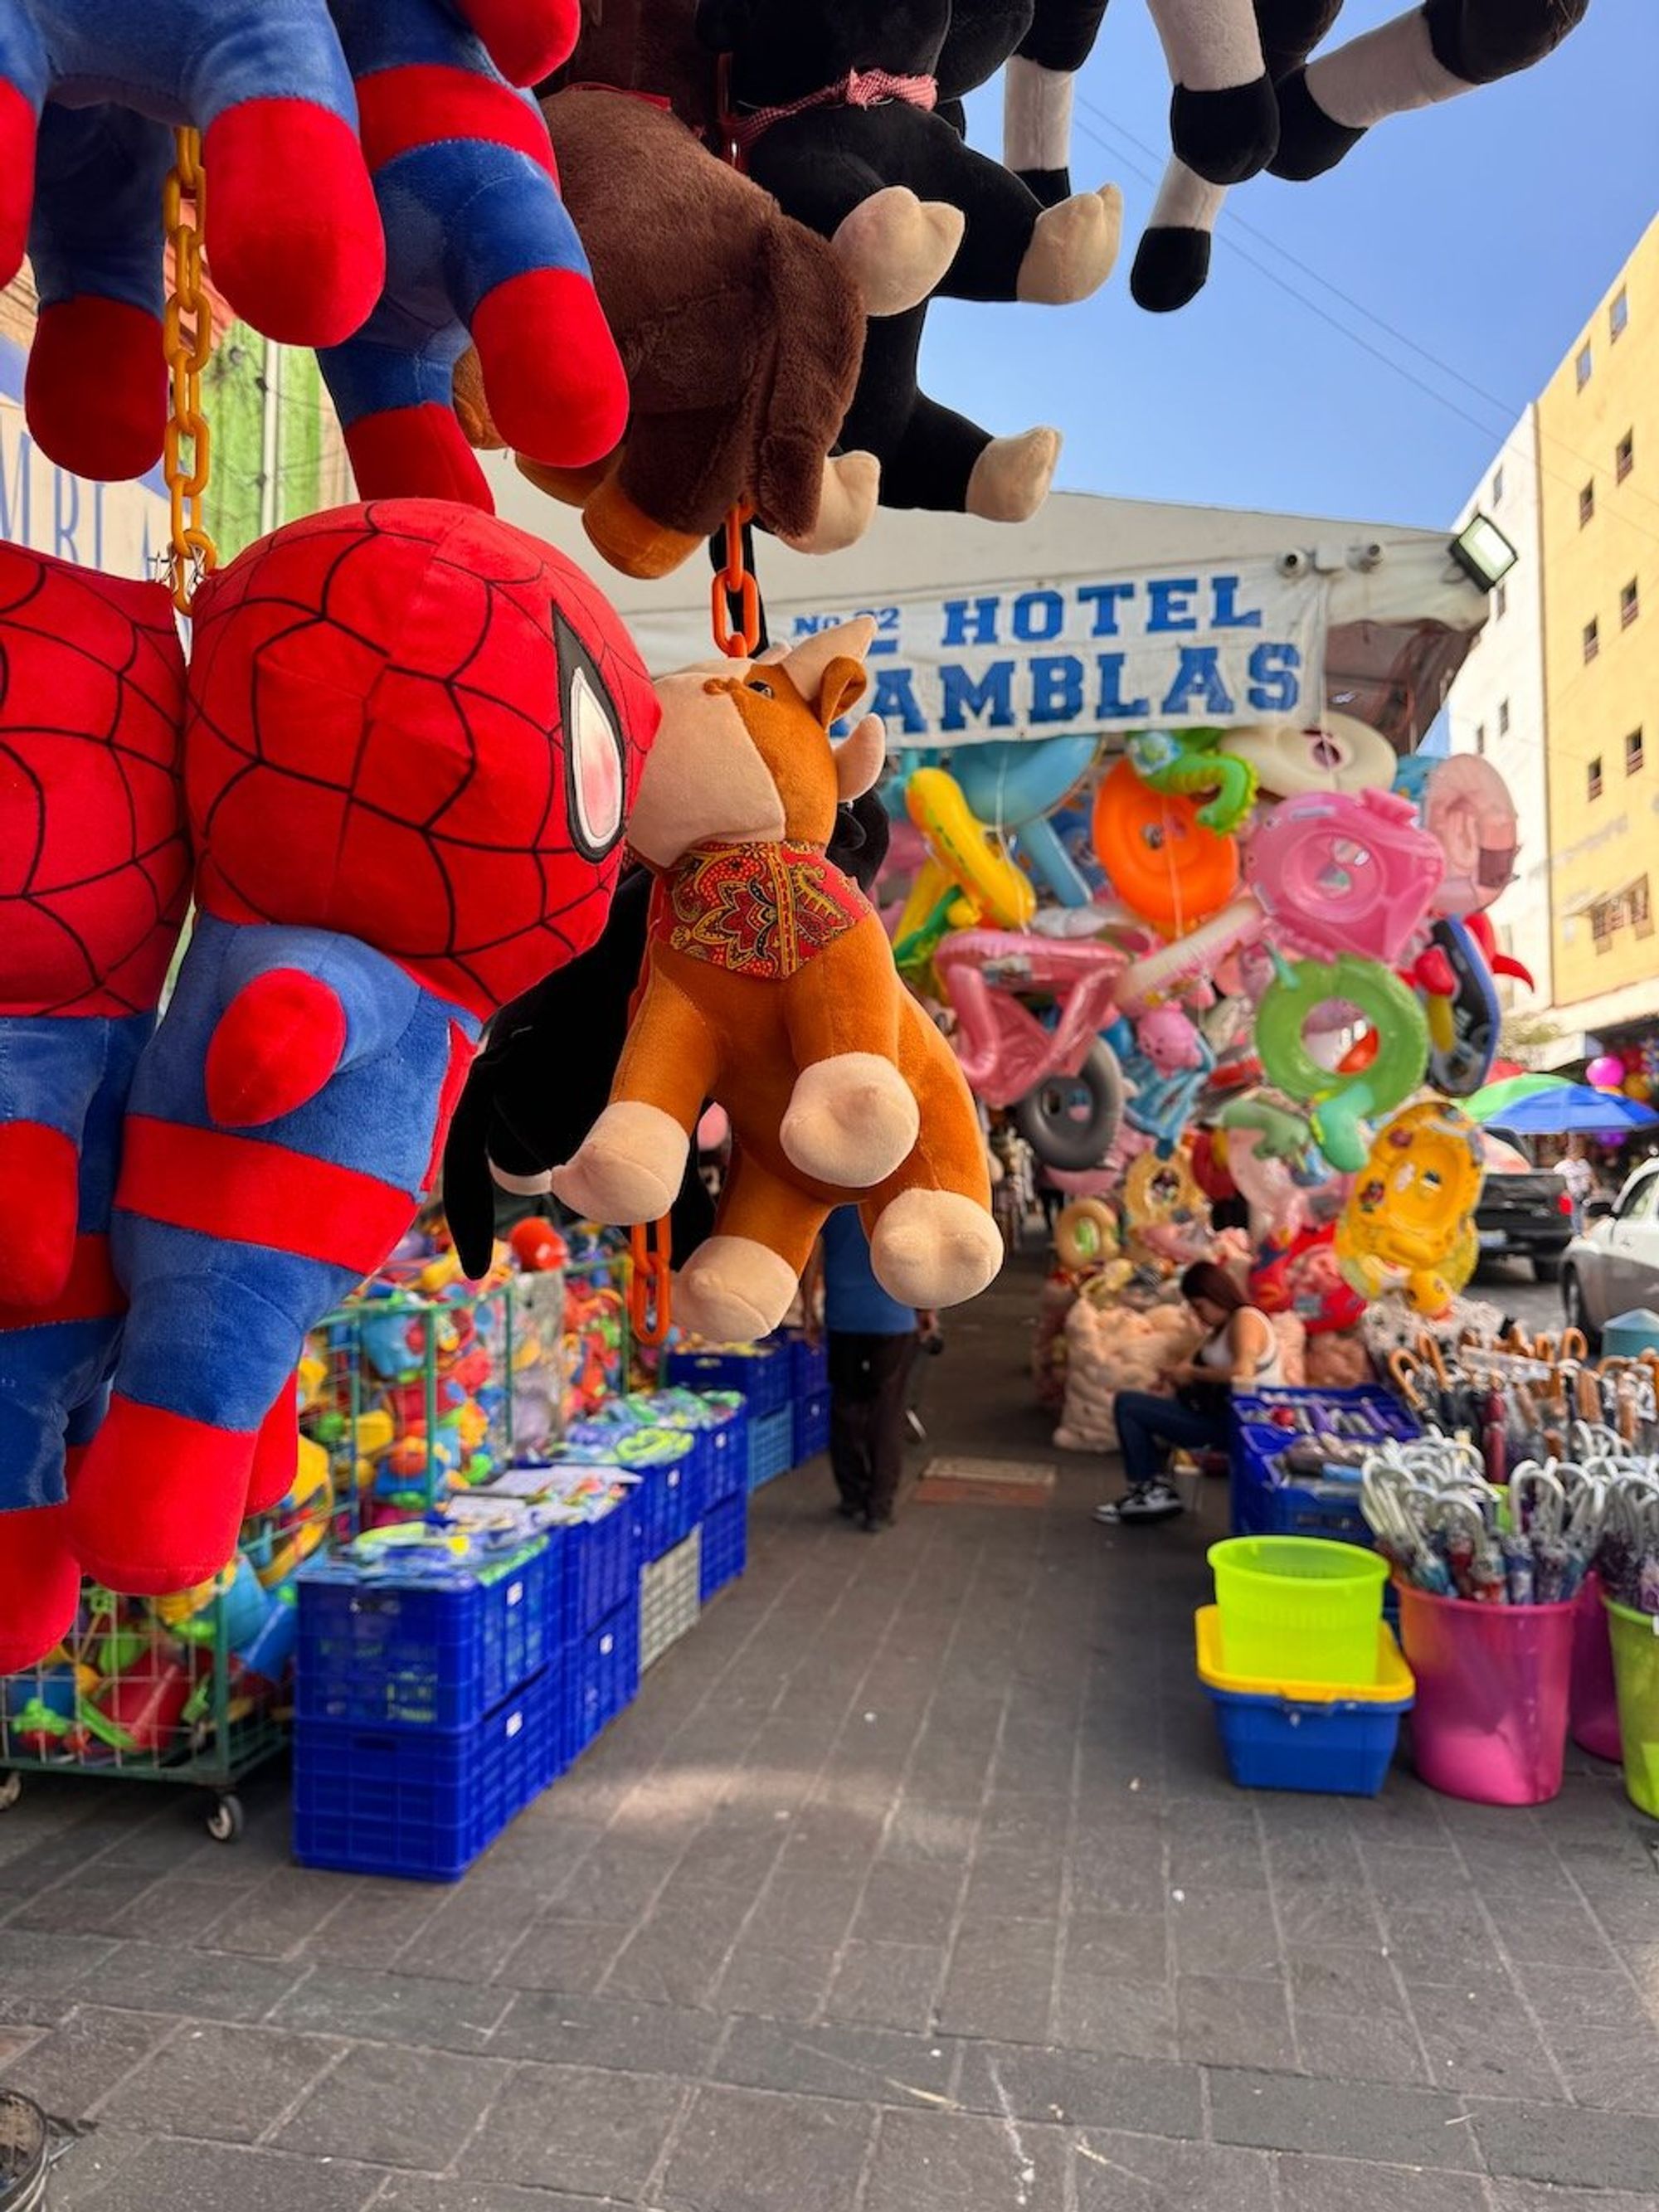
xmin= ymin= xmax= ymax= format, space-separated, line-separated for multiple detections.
xmin=629 ymin=1218 xmax=673 ymax=1348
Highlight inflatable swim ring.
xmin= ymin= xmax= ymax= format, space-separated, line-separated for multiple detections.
xmin=1091 ymin=758 xmax=1239 ymax=931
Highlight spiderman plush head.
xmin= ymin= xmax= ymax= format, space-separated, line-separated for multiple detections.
xmin=184 ymin=500 xmax=658 ymax=1018
xmin=0 ymin=547 xmax=188 ymax=1018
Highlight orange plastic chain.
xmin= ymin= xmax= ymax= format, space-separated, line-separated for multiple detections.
xmin=709 ymin=505 xmax=761 ymax=660
xmin=628 ymin=1218 xmax=673 ymax=1348
xmin=162 ymin=127 xmax=218 ymax=615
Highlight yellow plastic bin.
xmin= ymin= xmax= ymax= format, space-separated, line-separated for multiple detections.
xmin=1194 ymin=1608 xmax=1414 ymax=1796
xmin=1209 ymin=1536 xmax=1389 ymax=1686
xmin=1604 ymin=1595 xmax=1659 ymax=1818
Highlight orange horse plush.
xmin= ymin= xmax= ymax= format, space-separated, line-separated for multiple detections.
xmin=553 ymin=619 xmax=1000 ymax=1340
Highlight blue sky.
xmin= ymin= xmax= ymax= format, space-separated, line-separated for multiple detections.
xmin=934 ymin=0 xmax=1658 ymax=529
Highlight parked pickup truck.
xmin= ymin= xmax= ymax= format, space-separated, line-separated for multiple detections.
xmin=1474 ymin=1136 xmax=1574 ymax=1282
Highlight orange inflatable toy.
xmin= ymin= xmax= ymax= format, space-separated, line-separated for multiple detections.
xmin=1091 ymin=758 xmax=1239 ymax=931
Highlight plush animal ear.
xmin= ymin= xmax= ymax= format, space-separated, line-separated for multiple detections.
xmin=833 ymin=712 xmax=887 ymax=802
xmin=817 ymin=658 xmax=869 ymax=733
xmin=779 ymin=617 xmax=876 ymax=717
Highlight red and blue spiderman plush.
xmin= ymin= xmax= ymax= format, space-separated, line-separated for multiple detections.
xmin=0 ymin=0 xmax=622 ymax=505
xmin=0 ymin=550 xmax=191 ymax=1671
xmin=59 ymin=502 xmax=659 ymax=1607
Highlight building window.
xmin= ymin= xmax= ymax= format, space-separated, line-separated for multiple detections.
xmin=1618 ymin=430 xmax=1635 ymax=482
xmin=1581 ymin=480 xmax=1596 ymax=525
xmin=1588 ymin=756 xmax=1604 ymax=801
xmin=1498 ymin=698 xmax=1511 ymax=735
xmin=1623 ymin=577 xmax=1641 ymax=628
xmin=1627 ymin=727 xmax=1646 ymax=776
xmin=1475 ymin=724 xmax=1486 ymax=756
xmin=1636 ymin=877 xmax=1653 ymax=937
xmin=1495 ymin=581 xmax=1508 ymax=620
xmin=1612 ymin=288 xmax=1629 ymax=340
xmin=1578 ymin=341 xmax=1593 ymax=388
xmin=1491 ymin=465 xmax=1505 ymax=504
xmin=1593 ymin=897 xmax=1616 ymax=949
xmin=1584 ymin=617 xmax=1600 ymax=662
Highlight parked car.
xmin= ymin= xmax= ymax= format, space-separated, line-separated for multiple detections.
xmin=1473 ymin=1133 xmax=1574 ymax=1283
xmin=1561 ymin=1160 xmax=1659 ymax=1345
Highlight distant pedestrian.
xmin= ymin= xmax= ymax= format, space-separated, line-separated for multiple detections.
xmin=1560 ymin=1140 xmax=1593 ymax=1231
xmin=820 ymin=1207 xmax=922 ymax=1533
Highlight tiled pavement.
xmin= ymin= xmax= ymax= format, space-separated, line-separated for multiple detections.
xmin=4 ymin=1257 xmax=1659 ymax=2210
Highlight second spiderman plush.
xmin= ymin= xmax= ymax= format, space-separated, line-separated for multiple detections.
xmin=554 ymin=620 xmax=1001 ymax=1343
xmin=67 ymin=501 xmax=659 ymax=1598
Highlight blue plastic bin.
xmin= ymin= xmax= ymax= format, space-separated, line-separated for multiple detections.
xmin=703 ymin=1407 xmax=750 ymax=1508
xmin=1229 ymin=1387 xmax=1419 ymax=1544
xmin=293 ymin=1662 xmax=558 ymax=1880
xmin=563 ymin=1593 xmax=641 ymax=1764
xmin=700 ymin=1494 xmax=750 ymax=1601
xmin=295 ymin=1544 xmax=552 ymax=1730
xmin=665 ymin=1344 xmax=790 ymax=1415
xmin=558 ymin=1501 xmax=641 ymax=1644
xmin=1195 ymin=1608 xmax=1413 ymax=1797
xmin=747 ymin=1404 xmax=795 ymax=1491
xmin=784 ymin=1332 xmax=830 ymax=1397
xmin=635 ymin=1441 xmax=705 ymax=1564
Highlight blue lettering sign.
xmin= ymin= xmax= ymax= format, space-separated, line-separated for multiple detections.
xmin=1146 ymin=578 xmax=1198 ymax=633
xmin=941 ymin=596 xmax=1000 ymax=648
xmin=1012 ymin=589 xmax=1063 ymax=643
xmin=870 ymin=664 xmax=927 ymax=735
xmin=0 ymin=430 xmax=31 ymax=542
xmin=53 ymin=468 xmax=80 ymax=564
xmin=1160 ymin=647 xmax=1235 ymax=717
xmin=1212 ymin=574 xmax=1263 ymax=629
xmin=940 ymin=659 xmax=1014 ymax=732
xmin=1247 ymin=641 xmax=1301 ymax=712
xmin=1094 ymin=654 xmax=1151 ymax=720
xmin=1030 ymin=654 xmax=1085 ymax=723
xmin=1077 ymin=581 xmax=1136 ymax=638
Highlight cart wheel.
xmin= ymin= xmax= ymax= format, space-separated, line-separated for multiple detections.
xmin=206 ymin=1793 xmax=243 ymax=1844
xmin=0 ymin=1772 xmax=21 ymax=1812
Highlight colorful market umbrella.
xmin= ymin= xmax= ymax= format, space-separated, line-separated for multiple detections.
xmin=1475 ymin=1083 xmax=1659 ymax=1136
xmin=1463 ymin=1073 xmax=1570 ymax=1122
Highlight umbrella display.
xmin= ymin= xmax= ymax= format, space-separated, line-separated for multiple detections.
xmin=1474 ymin=1084 xmax=1659 ymax=1136
xmin=1463 ymin=1074 xmax=1570 ymax=1123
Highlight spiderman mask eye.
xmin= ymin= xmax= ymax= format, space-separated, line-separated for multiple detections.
xmin=557 ymin=610 xmax=626 ymax=861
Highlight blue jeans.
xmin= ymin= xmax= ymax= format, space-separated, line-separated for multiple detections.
xmin=1113 ymin=1390 xmax=1229 ymax=1489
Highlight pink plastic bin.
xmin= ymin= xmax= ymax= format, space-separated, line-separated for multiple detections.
xmin=1569 ymin=1573 xmax=1624 ymax=1763
xmin=1397 ymin=1582 xmax=1574 ymax=1806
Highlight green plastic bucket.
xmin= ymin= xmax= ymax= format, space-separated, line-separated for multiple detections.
xmin=1604 ymin=1596 xmax=1659 ymax=1818
xmin=1209 ymin=1536 xmax=1389 ymax=1686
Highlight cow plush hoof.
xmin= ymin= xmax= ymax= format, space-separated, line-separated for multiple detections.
xmin=551 ymin=1102 xmax=689 ymax=1224
xmin=1131 ymin=226 xmax=1213 ymax=313
xmin=779 ymin=451 xmax=881 ymax=557
xmin=674 ymin=1237 xmax=798 ymax=1344
xmin=834 ymin=188 xmax=965 ymax=315
xmin=1016 ymin=184 xmax=1123 ymax=304
xmin=782 ymin=1054 xmax=918 ymax=1188
xmin=966 ymin=428 xmax=1060 ymax=523
xmin=1170 ymin=75 xmax=1279 ymax=185
xmin=870 ymin=1189 xmax=1002 ymax=1309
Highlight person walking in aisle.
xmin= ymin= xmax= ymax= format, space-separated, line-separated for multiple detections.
xmin=820 ymin=1205 xmax=927 ymax=1532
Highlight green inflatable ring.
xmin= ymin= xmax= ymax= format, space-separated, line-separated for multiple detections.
xmin=1254 ymin=956 xmax=1428 ymax=1174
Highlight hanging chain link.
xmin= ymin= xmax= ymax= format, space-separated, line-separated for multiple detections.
xmin=709 ymin=505 xmax=761 ymax=660
xmin=628 ymin=1218 xmax=674 ymax=1349
xmin=162 ymin=127 xmax=218 ymax=615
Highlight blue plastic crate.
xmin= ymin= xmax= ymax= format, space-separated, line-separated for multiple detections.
xmin=295 ymin=1544 xmax=552 ymax=1730
xmin=783 ymin=1332 xmax=830 ymax=1398
xmin=1229 ymin=1387 xmax=1420 ymax=1547
xmin=665 ymin=1344 xmax=790 ymax=1416
xmin=292 ymin=1663 xmax=558 ymax=1880
xmin=636 ymin=1441 xmax=706 ymax=1564
xmin=703 ymin=1407 xmax=750 ymax=1509
xmin=1204 ymin=1682 xmax=1409 ymax=1796
xmin=747 ymin=1404 xmax=795 ymax=1491
xmin=792 ymin=1391 xmax=829 ymax=1466
xmin=700 ymin=1494 xmax=749 ymax=1602
xmin=563 ymin=1594 xmax=640 ymax=1764
xmin=559 ymin=1503 xmax=641 ymax=1644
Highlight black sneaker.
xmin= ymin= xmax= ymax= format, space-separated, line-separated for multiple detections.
xmin=1094 ymin=1480 xmax=1183 ymax=1526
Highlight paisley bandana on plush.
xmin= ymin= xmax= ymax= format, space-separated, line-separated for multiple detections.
xmin=659 ymin=843 xmax=871 ymax=980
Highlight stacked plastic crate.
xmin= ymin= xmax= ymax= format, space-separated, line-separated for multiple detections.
xmin=291 ymin=1538 xmax=560 ymax=1880
xmin=786 ymin=1333 xmax=830 ymax=1465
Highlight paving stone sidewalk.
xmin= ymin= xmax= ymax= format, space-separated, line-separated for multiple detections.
xmin=4 ymin=1254 xmax=1659 ymax=2210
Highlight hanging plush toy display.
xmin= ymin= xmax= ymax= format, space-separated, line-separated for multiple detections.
xmin=65 ymin=502 xmax=659 ymax=1598
xmin=553 ymin=619 xmax=1001 ymax=1342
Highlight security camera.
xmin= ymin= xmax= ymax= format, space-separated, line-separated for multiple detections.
xmin=1276 ymin=549 xmax=1310 ymax=579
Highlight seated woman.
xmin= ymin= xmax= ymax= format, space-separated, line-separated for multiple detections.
xmin=1096 ymin=1260 xmax=1282 ymax=1526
